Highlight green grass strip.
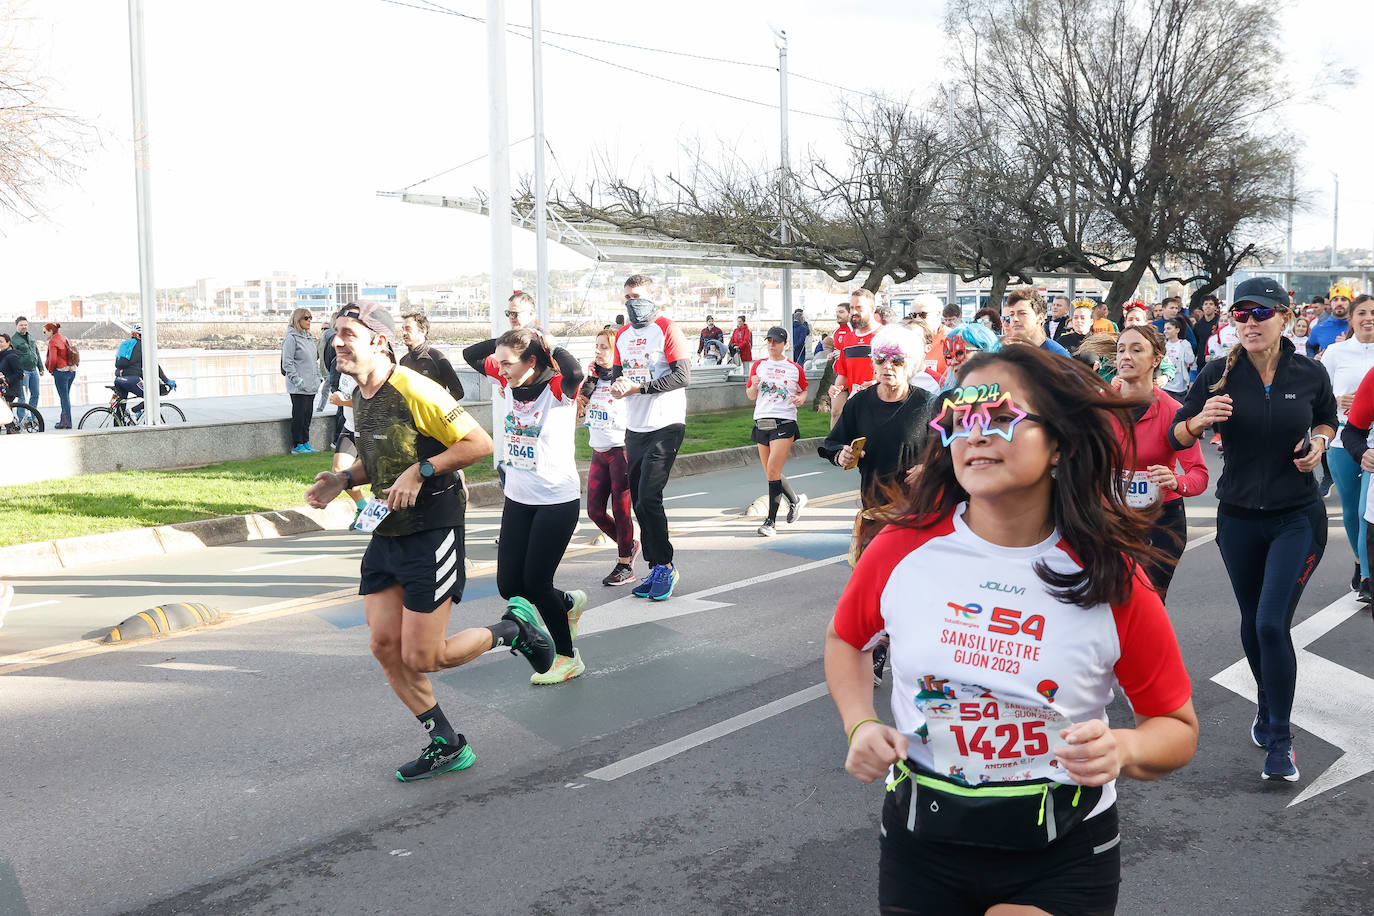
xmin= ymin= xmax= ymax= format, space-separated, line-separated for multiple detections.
xmin=0 ymin=406 xmax=833 ymax=547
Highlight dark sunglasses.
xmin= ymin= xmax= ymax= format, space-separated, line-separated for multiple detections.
xmin=504 ymin=310 xmax=523 ymax=318
xmin=911 ymin=311 xmax=928 ymax=319
xmin=1231 ymin=307 xmax=1280 ymax=324
xmin=873 ymin=355 xmax=906 ymax=366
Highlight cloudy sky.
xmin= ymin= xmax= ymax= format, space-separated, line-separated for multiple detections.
xmin=2 ymin=0 xmax=1369 ymax=307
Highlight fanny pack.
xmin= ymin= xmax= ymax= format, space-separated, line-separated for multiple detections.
xmin=888 ymin=761 xmax=1100 ymax=851
xmin=755 ymin=418 xmax=778 ymax=431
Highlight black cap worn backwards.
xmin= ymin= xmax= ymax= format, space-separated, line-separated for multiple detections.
xmin=1232 ymin=277 xmax=1290 ymax=311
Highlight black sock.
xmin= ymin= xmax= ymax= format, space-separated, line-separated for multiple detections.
xmin=767 ymin=479 xmax=783 ymax=523
xmin=416 ymin=703 xmax=458 ymax=745
xmin=488 ymin=619 xmax=519 ymax=648
xmin=778 ymin=476 xmax=797 ymax=503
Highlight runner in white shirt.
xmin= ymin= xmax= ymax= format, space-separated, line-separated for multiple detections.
xmin=611 ymin=274 xmax=692 ymax=602
xmin=1319 ymin=295 xmax=1374 ymax=596
xmin=463 ymin=327 xmax=590 ymax=685
xmin=825 ymin=343 xmax=1197 ymax=915
xmin=579 ymin=327 xmax=638 ymax=586
xmin=746 ymin=326 xmax=810 ymax=537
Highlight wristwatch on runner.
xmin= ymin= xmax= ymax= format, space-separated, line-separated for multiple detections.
xmin=1310 ymin=433 xmax=1330 ymax=451
xmin=339 ymin=468 xmax=355 ymax=490
xmin=419 ymin=460 xmax=436 ymax=478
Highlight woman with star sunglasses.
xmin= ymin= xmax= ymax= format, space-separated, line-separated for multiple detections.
xmin=1170 ymin=277 xmax=1337 ymax=784
xmin=826 ymin=344 xmax=1196 ymax=915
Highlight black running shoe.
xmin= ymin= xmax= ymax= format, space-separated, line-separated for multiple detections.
xmin=395 ymin=735 xmax=475 ymax=782
xmin=603 ymin=563 xmax=635 ymax=586
xmin=503 ymin=597 xmax=556 ymax=673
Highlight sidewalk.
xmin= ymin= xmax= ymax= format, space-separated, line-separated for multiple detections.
xmin=27 ymin=393 xmax=296 ymax=433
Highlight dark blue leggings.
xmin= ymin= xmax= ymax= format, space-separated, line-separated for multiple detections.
xmin=1215 ymin=501 xmax=1327 ymax=742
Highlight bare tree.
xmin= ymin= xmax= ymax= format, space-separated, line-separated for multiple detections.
xmin=1159 ymin=137 xmax=1298 ymax=308
xmin=948 ymin=0 xmax=1301 ymax=310
xmin=0 ymin=3 xmax=92 ymax=220
xmin=544 ymin=99 xmax=961 ymax=292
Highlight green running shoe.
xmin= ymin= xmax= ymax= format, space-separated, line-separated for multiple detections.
xmin=566 ymin=589 xmax=589 ymax=641
xmin=503 ymin=597 xmax=556 ymax=673
xmin=395 ymin=735 xmax=475 ymax=782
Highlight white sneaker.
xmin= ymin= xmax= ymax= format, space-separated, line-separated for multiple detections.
xmin=757 ymin=522 xmax=777 ymax=537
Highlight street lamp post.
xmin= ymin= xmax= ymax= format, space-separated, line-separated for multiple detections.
xmin=128 ymin=0 xmax=159 ymax=425
xmin=773 ymin=26 xmax=791 ymax=334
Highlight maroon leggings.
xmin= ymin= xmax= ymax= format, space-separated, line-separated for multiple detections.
xmin=588 ymin=446 xmax=636 ymax=557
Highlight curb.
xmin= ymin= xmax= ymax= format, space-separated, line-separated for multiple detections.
xmin=2 ymin=437 xmax=824 ymax=574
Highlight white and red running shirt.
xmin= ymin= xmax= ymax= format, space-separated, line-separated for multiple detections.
xmin=832 ymin=504 xmax=1191 ymax=816
xmin=614 ymin=317 xmax=690 ymax=432
xmin=485 ymin=365 xmax=580 ymax=506
xmin=584 ymin=371 xmax=628 ymax=451
xmin=749 ymin=357 xmax=808 ymax=422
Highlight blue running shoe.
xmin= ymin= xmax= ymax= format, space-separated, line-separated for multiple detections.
xmin=632 ymin=566 xmax=663 ymax=599
xmin=1262 ymin=741 xmax=1299 ymax=782
xmin=648 ymin=565 xmax=679 ymax=601
xmin=1251 ymin=713 xmax=1267 ymax=748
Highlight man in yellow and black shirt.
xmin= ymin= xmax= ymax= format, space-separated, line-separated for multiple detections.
xmin=306 ymin=302 xmax=557 ymax=782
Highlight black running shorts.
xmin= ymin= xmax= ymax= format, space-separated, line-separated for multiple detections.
xmin=751 ymin=418 xmax=801 ymax=445
xmin=334 ymin=428 xmax=358 ymax=458
xmin=359 ymin=525 xmax=465 ymax=613
xmin=878 ymin=792 xmax=1121 ymax=916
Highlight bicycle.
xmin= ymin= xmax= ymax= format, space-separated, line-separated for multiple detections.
xmin=0 ymin=379 xmax=43 ymax=434
xmin=78 ymin=383 xmax=186 ymax=429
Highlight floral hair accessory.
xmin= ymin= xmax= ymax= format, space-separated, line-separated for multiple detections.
xmin=871 ymin=344 xmax=908 ymax=363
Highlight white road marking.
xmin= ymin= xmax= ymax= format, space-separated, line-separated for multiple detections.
xmin=1211 ymin=594 xmax=1374 ymax=807
xmin=576 ymin=554 xmax=848 ymax=638
xmin=141 ymin=661 xmax=260 ymax=672
xmin=1184 ymin=533 xmax=1216 ymax=552
xmin=663 ymin=491 xmax=708 ymax=501
xmin=7 ymin=600 xmax=59 ymax=612
xmin=232 ymin=555 xmax=327 ymax=573
xmin=586 ymin=683 xmax=829 ymax=781
xmin=787 ymin=471 xmax=824 ymax=479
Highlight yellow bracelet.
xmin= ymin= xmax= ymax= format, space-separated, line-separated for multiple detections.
xmin=847 ymin=717 xmax=882 ymax=746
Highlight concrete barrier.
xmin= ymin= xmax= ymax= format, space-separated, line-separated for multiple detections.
xmin=0 ymin=369 xmax=813 ymax=485
xmin=103 ymin=602 xmax=223 ymax=643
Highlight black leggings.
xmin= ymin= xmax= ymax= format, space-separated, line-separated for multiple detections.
xmin=1144 ymin=499 xmax=1188 ymax=599
xmin=497 ymin=497 xmax=580 ymax=657
xmin=1215 ymin=500 xmax=1327 ymax=742
xmin=289 ymin=393 xmax=313 ymax=446
xmin=625 ymin=424 xmax=686 ymax=567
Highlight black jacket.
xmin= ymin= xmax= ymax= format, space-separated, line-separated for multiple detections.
xmin=819 ymin=385 xmax=932 ymax=506
xmin=0 ymin=348 xmax=22 ymax=397
xmin=400 ymin=343 xmax=465 ymax=402
xmin=1170 ymin=337 xmax=1337 ymax=512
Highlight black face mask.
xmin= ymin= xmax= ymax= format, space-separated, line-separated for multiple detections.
xmin=625 ymin=298 xmax=658 ymax=328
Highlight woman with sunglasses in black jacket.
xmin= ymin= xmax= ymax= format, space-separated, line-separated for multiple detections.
xmin=1170 ymin=277 xmax=1337 ymax=784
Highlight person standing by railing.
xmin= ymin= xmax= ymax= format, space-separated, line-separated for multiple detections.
xmin=281 ymin=307 xmax=323 ymax=454
xmin=10 ymin=317 xmax=43 ymax=424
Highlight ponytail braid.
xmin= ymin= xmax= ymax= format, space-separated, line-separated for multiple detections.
xmin=1209 ymin=343 xmax=1245 ymax=394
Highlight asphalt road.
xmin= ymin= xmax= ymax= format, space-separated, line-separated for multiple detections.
xmin=2 ymin=447 xmax=1373 ymax=916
